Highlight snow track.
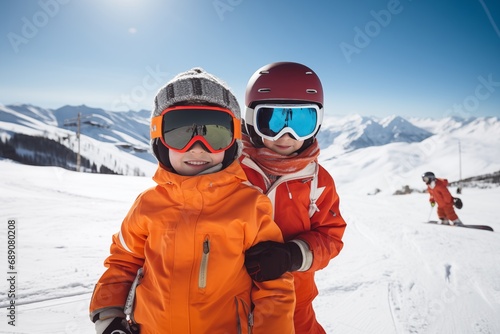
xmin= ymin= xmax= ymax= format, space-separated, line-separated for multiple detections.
xmin=0 ymin=294 xmax=94 ymax=334
xmin=315 ymin=190 xmax=500 ymax=333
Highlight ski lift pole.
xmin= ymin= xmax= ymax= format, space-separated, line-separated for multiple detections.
xmin=457 ymin=140 xmax=462 ymax=194
xmin=458 ymin=140 xmax=462 ymax=181
xmin=76 ymin=112 xmax=81 ymax=172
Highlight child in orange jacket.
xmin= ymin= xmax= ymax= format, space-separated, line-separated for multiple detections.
xmin=240 ymin=62 xmax=347 ymax=334
xmin=422 ymin=171 xmax=463 ymax=225
xmin=89 ymin=68 xmax=295 ymax=334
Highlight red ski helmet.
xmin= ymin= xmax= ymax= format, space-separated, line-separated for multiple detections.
xmin=244 ymin=62 xmax=324 ymax=148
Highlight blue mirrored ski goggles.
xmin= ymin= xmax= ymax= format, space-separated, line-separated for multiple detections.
xmin=253 ymin=104 xmax=322 ymax=141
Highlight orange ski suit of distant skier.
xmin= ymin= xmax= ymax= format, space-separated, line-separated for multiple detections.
xmin=240 ymin=156 xmax=346 ymax=334
xmin=427 ymin=178 xmax=459 ymax=221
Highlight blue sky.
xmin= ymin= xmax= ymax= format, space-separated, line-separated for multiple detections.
xmin=1 ymin=0 xmax=499 ymax=119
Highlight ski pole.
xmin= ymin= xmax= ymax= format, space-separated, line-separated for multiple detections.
xmin=427 ymin=205 xmax=434 ymax=221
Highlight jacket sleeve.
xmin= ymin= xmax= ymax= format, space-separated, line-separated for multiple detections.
xmin=248 ymin=195 xmax=296 ymax=334
xmin=428 ymin=188 xmax=435 ymax=202
xmin=297 ymin=167 xmax=347 ymax=272
xmin=89 ymin=196 xmax=147 ymax=320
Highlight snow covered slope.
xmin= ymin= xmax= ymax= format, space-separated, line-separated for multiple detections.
xmin=0 ymin=160 xmax=498 ymax=334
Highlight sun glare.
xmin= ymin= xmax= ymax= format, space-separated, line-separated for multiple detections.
xmin=106 ymin=0 xmax=142 ymax=8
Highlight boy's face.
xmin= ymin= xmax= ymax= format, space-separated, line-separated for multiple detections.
xmin=262 ymin=133 xmax=304 ymax=156
xmin=169 ymin=142 xmax=224 ymax=176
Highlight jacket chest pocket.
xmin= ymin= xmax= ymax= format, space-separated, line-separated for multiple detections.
xmin=194 ymin=226 xmax=245 ymax=294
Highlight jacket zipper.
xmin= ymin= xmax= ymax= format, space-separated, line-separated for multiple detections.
xmin=248 ymin=312 xmax=253 ymax=334
xmin=198 ymin=237 xmax=210 ymax=289
xmin=234 ymin=297 xmax=253 ymax=334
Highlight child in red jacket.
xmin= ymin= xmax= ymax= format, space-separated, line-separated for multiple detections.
xmin=241 ymin=62 xmax=347 ymax=334
xmin=422 ymin=171 xmax=463 ymax=225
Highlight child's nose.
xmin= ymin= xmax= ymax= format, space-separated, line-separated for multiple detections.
xmin=188 ymin=142 xmax=207 ymax=152
xmin=278 ymin=133 xmax=295 ymax=140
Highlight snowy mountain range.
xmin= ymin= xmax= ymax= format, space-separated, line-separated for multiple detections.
xmin=313 ymin=112 xmax=499 ymax=193
xmin=1 ymin=103 xmax=499 ymax=192
xmin=316 ymin=114 xmax=433 ymax=153
xmin=0 ymin=104 xmax=156 ymax=176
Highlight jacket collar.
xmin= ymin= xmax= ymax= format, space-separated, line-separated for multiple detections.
xmin=153 ymin=160 xmax=247 ymax=189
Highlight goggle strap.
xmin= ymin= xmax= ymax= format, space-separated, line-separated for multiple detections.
xmin=150 ymin=115 xmax=163 ymax=139
xmin=233 ymin=118 xmax=242 ymax=139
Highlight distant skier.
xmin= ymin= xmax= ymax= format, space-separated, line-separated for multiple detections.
xmin=422 ymin=171 xmax=463 ymax=226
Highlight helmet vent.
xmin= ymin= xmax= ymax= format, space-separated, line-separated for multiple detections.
xmin=258 ymin=88 xmax=271 ymax=93
xmin=305 ymin=71 xmax=313 ymax=75
xmin=306 ymin=89 xmax=318 ymax=94
xmin=259 ymin=70 xmax=270 ymax=74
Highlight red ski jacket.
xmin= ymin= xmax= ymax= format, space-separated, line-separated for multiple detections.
xmin=240 ymin=156 xmax=346 ymax=330
xmin=427 ymin=178 xmax=454 ymax=207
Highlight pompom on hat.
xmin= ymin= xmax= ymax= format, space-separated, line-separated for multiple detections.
xmin=151 ymin=68 xmax=242 ymax=170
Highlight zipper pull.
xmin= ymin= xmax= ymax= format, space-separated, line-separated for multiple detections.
xmin=199 ymin=238 xmax=210 ymax=289
xmin=248 ymin=311 xmax=254 ymax=329
xmin=203 ymin=238 xmax=210 ymax=254
xmin=285 ymin=181 xmax=293 ymax=199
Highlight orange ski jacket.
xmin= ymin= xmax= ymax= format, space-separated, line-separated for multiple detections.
xmin=240 ymin=157 xmax=346 ymax=308
xmin=89 ymin=161 xmax=295 ymax=334
xmin=427 ymin=178 xmax=454 ymax=207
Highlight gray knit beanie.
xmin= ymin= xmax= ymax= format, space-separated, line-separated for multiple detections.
xmin=152 ymin=67 xmax=241 ymax=119
xmin=151 ymin=67 xmax=242 ymax=166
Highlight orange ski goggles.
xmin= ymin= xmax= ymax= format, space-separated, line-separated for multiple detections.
xmin=151 ymin=106 xmax=241 ymax=153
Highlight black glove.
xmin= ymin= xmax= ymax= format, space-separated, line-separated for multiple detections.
xmin=245 ymin=241 xmax=303 ymax=282
xmin=96 ymin=317 xmax=134 ymax=334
